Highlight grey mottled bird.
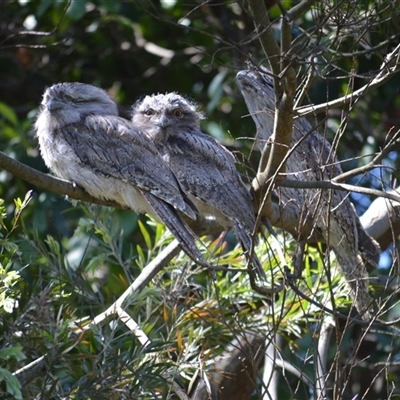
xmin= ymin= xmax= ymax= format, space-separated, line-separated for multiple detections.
xmin=35 ymin=82 xmax=210 ymax=267
xmin=237 ymin=68 xmax=380 ymax=319
xmin=131 ymin=92 xmax=265 ymax=279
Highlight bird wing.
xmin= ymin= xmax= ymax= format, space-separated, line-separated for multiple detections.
xmin=57 ymin=115 xmax=197 ymax=219
xmin=142 ymin=192 xmax=210 ymax=268
xmin=165 ymin=130 xmax=264 ymax=278
xmin=165 ymin=130 xmax=255 ymax=232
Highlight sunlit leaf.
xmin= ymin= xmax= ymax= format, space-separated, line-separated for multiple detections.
xmin=138 ymin=219 xmax=152 ymax=250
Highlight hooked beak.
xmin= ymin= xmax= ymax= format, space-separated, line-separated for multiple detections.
xmin=154 ymin=114 xmax=172 ymax=129
xmin=45 ymin=98 xmax=64 ymax=112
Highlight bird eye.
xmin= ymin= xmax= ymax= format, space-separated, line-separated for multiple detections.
xmin=144 ymin=109 xmax=155 ymax=116
xmin=173 ymin=109 xmax=183 ymax=118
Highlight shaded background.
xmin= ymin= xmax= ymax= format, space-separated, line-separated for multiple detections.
xmin=1 ymin=1 xmax=400 ymax=399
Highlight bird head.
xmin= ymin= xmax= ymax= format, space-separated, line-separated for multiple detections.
xmin=39 ymin=82 xmax=118 ymax=128
xmin=236 ymin=68 xmax=275 ymax=152
xmin=131 ymin=92 xmax=204 ymax=141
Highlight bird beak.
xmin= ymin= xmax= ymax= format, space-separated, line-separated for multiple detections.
xmin=154 ymin=115 xmax=171 ymax=129
xmin=45 ymin=98 xmax=63 ymax=111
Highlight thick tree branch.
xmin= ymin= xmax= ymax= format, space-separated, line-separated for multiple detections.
xmin=0 ymin=150 xmax=227 ymax=235
xmin=247 ymin=0 xmax=281 ymax=80
xmin=0 ymin=150 xmax=124 ymax=208
xmin=247 ymin=0 xmax=301 ymax=229
xmin=360 ymin=187 xmax=400 ymax=249
xmin=286 ymin=0 xmax=317 ymax=20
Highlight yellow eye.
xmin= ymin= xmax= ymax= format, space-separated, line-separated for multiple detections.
xmin=144 ymin=109 xmax=155 ymax=116
xmin=173 ymin=109 xmax=183 ymax=118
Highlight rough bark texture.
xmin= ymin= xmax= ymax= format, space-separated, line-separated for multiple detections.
xmin=237 ymin=68 xmax=381 ymax=320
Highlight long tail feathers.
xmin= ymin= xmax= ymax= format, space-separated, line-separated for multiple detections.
xmin=233 ymin=222 xmax=266 ymax=280
xmin=143 ymin=192 xmax=211 ymax=269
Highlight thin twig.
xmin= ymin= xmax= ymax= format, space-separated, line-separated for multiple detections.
xmin=78 ymin=239 xmax=181 ymax=330
xmin=277 ymin=178 xmax=400 ymax=203
xmin=332 ymin=129 xmax=400 ymax=183
xmin=274 ymin=357 xmax=314 ymax=389
xmin=0 ymin=0 xmax=71 ymax=47
xmin=296 ymin=43 xmax=400 ymax=117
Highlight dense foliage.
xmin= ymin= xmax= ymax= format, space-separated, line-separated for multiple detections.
xmin=0 ymin=1 xmax=399 ymax=399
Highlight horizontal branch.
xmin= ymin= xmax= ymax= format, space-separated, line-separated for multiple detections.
xmin=296 ymin=43 xmax=400 ymax=117
xmin=0 ymin=0 xmax=70 ymax=47
xmin=1 ymin=148 xmax=396 ymax=254
xmin=0 ymin=150 xmax=124 ymax=208
xmin=0 ymin=150 xmax=226 ymax=236
xmin=278 ymin=178 xmax=400 ymax=203
xmin=333 ymin=129 xmax=400 ymax=183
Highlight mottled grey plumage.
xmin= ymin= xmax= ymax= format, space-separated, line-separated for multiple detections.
xmin=35 ymin=82 xmax=209 ymax=267
xmin=132 ymin=92 xmax=265 ymax=279
xmin=237 ymin=68 xmax=380 ymax=319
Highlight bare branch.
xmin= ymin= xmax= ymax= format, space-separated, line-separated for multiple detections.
xmin=74 ymin=239 xmax=188 ymax=399
xmin=0 ymin=150 xmax=228 ymax=236
xmin=274 ymin=358 xmax=314 ymax=389
xmin=0 ymin=150 xmax=124 ymax=208
xmin=247 ymin=0 xmax=315 ymax=216
xmin=296 ymin=43 xmax=400 ymax=117
xmin=315 ymin=316 xmax=334 ymax=399
xmin=247 ymin=0 xmax=281 ymax=79
xmin=263 ymin=334 xmax=280 ymax=400
xmin=0 ymin=0 xmax=71 ymax=47
xmin=277 ymin=178 xmax=400 ymax=203
xmin=360 ymin=187 xmax=400 ymax=249
xmin=333 ymin=129 xmax=400 ymax=183
xmin=286 ymin=0 xmax=317 ymax=21
xmin=78 ymin=239 xmax=181 ymax=330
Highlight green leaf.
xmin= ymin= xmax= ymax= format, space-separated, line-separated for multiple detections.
xmin=0 ymin=102 xmax=18 ymax=127
xmin=138 ymin=220 xmax=152 ymax=249
xmin=136 ymin=244 xmax=145 ymax=265
xmin=45 ymin=235 xmax=61 ymax=256
xmin=154 ymin=223 xmax=164 ymax=245
xmin=0 ymin=346 xmax=26 ymax=361
xmin=0 ymin=367 xmax=23 ymax=399
xmin=207 ymin=69 xmax=227 ymax=113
